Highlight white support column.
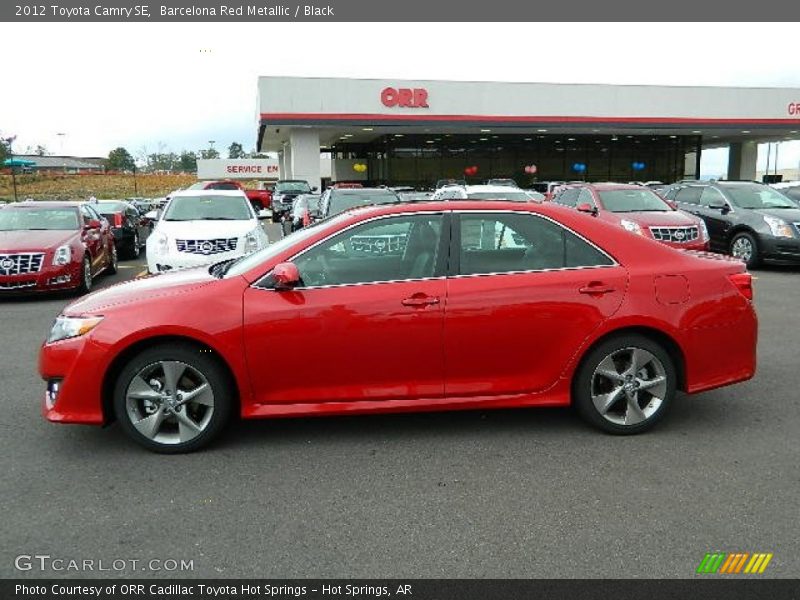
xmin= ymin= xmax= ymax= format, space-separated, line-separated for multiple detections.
xmin=289 ymin=129 xmax=321 ymax=191
xmin=727 ymin=141 xmax=758 ymax=181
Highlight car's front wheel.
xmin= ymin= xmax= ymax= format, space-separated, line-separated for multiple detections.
xmin=573 ymin=334 xmax=676 ymax=434
xmin=113 ymin=343 xmax=233 ymax=453
xmin=730 ymin=232 xmax=760 ymax=269
xmin=76 ymin=255 xmax=93 ymax=295
xmin=125 ymin=231 xmax=140 ymax=259
xmin=105 ymin=243 xmax=118 ymax=275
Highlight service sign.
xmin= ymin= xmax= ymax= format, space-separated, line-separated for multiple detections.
xmin=196 ymin=159 xmax=280 ymax=180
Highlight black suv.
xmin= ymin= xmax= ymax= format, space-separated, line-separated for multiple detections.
xmin=271 ymin=180 xmax=314 ymax=223
xmin=661 ymin=181 xmax=800 ymax=267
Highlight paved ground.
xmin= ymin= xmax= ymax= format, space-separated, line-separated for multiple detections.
xmin=1 ymin=255 xmax=798 ymax=579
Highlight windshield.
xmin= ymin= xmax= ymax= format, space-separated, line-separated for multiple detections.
xmin=276 ymin=181 xmax=312 ymax=193
xmin=597 ymin=189 xmax=672 ymax=212
xmin=721 ymin=184 xmax=798 ymax=209
xmin=163 ymin=195 xmax=253 ymax=221
xmin=187 ymin=182 xmax=207 ymax=190
xmin=0 ymin=208 xmax=79 ymax=231
xmin=329 ymin=192 xmax=399 ymax=216
xmin=467 ymin=191 xmax=532 ymax=202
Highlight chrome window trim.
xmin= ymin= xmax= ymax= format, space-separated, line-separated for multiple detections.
xmin=251 ymin=208 xmax=620 ymax=292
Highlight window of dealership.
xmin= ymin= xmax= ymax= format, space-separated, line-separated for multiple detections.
xmin=257 ymin=77 xmax=800 ymax=189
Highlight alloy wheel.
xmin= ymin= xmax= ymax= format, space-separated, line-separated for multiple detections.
xmin=731 ymin=237 xmax=753 ymax=262
xmin=590 ymin=347 xmax=667 ymax=426
xmin=124 ymin=360 xmax=215 ymax=445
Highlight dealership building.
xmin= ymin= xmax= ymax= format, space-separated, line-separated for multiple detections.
xmin=256 ymin=76 xmax=800 ymax=190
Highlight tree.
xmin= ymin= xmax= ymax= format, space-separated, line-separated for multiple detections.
xmin=35 ymin=145 xmax=48 ymax=156
xmin=199 ymin=147 xmax=220 ymax=160
xmin=0 ymin=134 xmax=14 ymax=164
xmin=178 ymin=151 xmax=197 ymax=172
xmin=228 ymin=142 xmax=246 ymax=159
xmin=107 ymin=147 xmax=135 ymax=171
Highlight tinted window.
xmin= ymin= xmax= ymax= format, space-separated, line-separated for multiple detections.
xmin=675 ymin=187 xmax=703 ymax=205
xmin=467 ymin=191 xmax=531 ymax=201
xmin=720 ymin=184 xmax=797 ymax=209
xmin=94 ymin=202 xmax=128 ymax=215
xmin=780 ymin=186 xmax=800 ymax=202
xmin=209 ymin=182 xmax=239 ymax=191
xmin=458 ymin=213 xmax=612 ymax=276
xmin=294 ymin=214 xmax=443 ymax=287
xmin=276 ymin=181 xmax=312 ymax=193
xmin=554 ymin=188 xmax=580 ymax=207
xmin=576 ymin=189 xmax=596 ymax=206
xmin=163 ymin=195 xmax=253 ymax=221
xmin=700 ymin=187 xmax=727 ymax=207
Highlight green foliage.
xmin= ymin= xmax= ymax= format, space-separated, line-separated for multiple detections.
xmin=0 ymin=133 xmax=16 ymax=164
xmin=199 ymin=147 xmax=220 ymax=160
xmin=179 ymin=151 xmax=197 ymax=172
xmin=228 ymin=142 xmax=246 ymax=159
xmin=107 ymin=147 xmax=135 ymax=171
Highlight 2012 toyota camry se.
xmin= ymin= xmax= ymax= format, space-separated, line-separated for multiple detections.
xmin=39 ymin=201 xmax=758 ymax=453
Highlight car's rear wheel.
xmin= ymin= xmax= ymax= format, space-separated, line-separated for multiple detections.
xmin=730 ymin=232 xmax=760 ymax=269
xmin=76 ymin=255 xmax=92 ymax=295
xmin=105 ymin=243 xmax=118 ymax=275
xmin=574 ymin=334 xmax=676 ymax=434
xmin=125 ymin=231 xmax=140 ymax=259
xmin=113 ymin=343 xmax=233 ymax=453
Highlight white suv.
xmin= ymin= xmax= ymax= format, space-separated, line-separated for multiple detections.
xmin=146 ymin=190 xmax=269 ymax=274
xmin=431 ymin=184 xmax=538 ymax=202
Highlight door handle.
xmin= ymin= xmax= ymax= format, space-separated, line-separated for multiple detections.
xmin=401 ymin=294 xmax=440 ymax=307
xmin=579 ymin=282 xmax=616 ymax=295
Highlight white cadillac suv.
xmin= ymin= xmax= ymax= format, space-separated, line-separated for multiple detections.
xmin=146 ymin=190 xmax=269 ymax=274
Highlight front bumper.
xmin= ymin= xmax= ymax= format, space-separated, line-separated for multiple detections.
xmin=147 ymin=248 xmax=246 ymax=274
xmin=39 ymin=334 xmax=106 ymax=424
xmin=759 ymin=235 xmax=800 ymax=264
xmin=0 ymin=261 xmax=81 ymax=293
xmin=656 ymin=239 xmax=709 ymax=252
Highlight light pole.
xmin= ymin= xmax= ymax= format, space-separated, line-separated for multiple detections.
xmin=56 ymin=132 xmax=66 ymax=155
xmin=9 ymin=139 xmax=18 ymax=202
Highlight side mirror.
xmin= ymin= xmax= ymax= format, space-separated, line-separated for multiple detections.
xmin=577 ymin=202 xmax=598 ymax=216
xmin=312 ymin=186 xmax=319 ymax=192
xmin=709 ymin=199 xmax=729 ymax=212
xmin=271 ymin=262 xmax=300 ymax=290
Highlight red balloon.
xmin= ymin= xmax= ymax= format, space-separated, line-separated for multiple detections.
xmin=464 ymin=167 xmax=472 ymax=176
xmin=529 ymin=164 xmax=537 ymax=174
xmin=524 ymin=166 xmax=531 ymax=174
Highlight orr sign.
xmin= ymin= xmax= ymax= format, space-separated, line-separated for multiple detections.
xmin=381 ymin=87 xmax=429 ymax=108
xmin=196 ymin=159 xmax=280 ymax=180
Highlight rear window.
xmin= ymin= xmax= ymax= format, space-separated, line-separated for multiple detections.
xmin=163 ymin=195 xmax=253 ymax=221
xmin=94 ymin=202 xmax=128 ymax=214
xmin=329 ymin=192 xmax=399 ymax=216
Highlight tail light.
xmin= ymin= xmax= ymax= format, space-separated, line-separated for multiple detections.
xmin=728 ymin=272 xmax=753 ymax=301
xmin=113 ymin=213 xmax=123 ymax=227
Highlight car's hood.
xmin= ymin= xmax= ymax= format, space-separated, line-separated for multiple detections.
xmin=153 ymin=219 xmax=257 ymax=238
xmin=752 ymin=207 xmax=800 ymax=222
xmin=0 ymin=229 xmax=77 ymax=252
xmin=608 ymin=210 xmax=700 ymax=227
xmin=65 ymin=267 xmax=217 ymax=315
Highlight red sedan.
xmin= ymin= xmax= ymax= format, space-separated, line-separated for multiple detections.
xmin=1 ymin=201 xmax=117 ymax=294
xmin=39 ymin=201 xmax=757 ymax=452
xmin=552 ymin=183 xmax=710 ymax=251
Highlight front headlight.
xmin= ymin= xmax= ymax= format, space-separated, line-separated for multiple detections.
xmin=244 ymin=229 xmax=261 ymax=253
xmin=53 ymin=245 xmax=71 ymax=266
xmin=698 ymin=219 xmax=709 ymax=241
xmin=763 ymin=215 xmax=794 ymax=238
xmin=154 ymin=232 xmax=169 ymax=254
xmin=47 ymin=315 xmax=104 ymax=344
xmin=620 ymin=219 xmax=644 ymax=236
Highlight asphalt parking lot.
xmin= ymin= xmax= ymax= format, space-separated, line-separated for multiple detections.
xmin=1 ymin=252 xmax=798 ymax=579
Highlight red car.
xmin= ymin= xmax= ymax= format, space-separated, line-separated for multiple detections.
xmin=39 ymin=201 xmax=756 ymax=453
xmin=1 ymin=201 xmax=117 ymax=294
xmin=552 ymin=183 xmax=710 ymax=251
xmin=188 ymin=180 xmax=273 ymax=211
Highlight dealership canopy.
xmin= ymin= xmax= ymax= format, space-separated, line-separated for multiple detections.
xmin=257 ymin=76 xmax=800 ymax=188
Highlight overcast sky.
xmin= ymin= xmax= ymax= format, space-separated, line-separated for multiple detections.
xmin=2 ymin=22 xmax=800 ymax=178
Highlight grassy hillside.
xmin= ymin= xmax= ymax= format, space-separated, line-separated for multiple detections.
xmin=0 ymin=173 xmax=197 ymax=201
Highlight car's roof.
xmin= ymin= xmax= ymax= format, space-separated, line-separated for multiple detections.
xmin=463 ymin=184 xmax=523 ymax=192
xmin=330 ymin=187 xmax=397 ymax=195
xmin=580 ymin=183 xmax=649 ymax=191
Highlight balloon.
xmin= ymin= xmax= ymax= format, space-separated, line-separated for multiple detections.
xmin=529 ymin=164 xmax=537 ymax=174
xmin=524 ymin=166 xmax=531 ymax=174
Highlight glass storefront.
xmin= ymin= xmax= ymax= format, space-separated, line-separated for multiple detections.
xmin=330 ymin=134 xmax=700 ymax=187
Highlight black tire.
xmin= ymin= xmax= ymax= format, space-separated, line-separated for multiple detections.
xmin=105 ymin=243 xmax=118 ymax=275
xmin=113 ymin=343 xmax=233 ymax=453
xmin=729 ymin=232 xmax=760 ymax=269
xmin=76 ymin=255 xmax=92 ymax=295
xmin=124 ymin=232 xmax=140 ymax=260
xmin=573 ymin=334 xmax=676 ymax=435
